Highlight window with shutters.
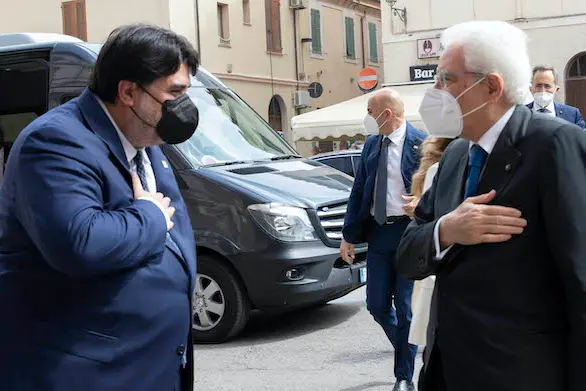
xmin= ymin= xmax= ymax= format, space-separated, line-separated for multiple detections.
xmin=368 ymin=22 xmax=378 ymax=63
xmin=265 ymin=0 xmax=282 ymax=53
xmin=310 ymin=8 xmax=322 ymax=54
xmin=61 ymin=0 xmax=87 ymax=41
xmin=344 ymin=16 xmax=355 ymax=59
xmin=217 ymin=3 xmax=230 ymax=45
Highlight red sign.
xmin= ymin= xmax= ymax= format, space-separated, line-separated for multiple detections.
xmin=357 ymin=67 xmax=378 ymax=92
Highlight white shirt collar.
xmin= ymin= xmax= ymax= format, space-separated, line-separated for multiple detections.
xmin=469 ymin=106 xmax=516 ymax=154
xmin=384 ymin=121 xmax=407 ymax=145
xmin=532 ymin=100 xmax=556 ymax=114
xmin=96 ymin=97 xmax=146 ymax=165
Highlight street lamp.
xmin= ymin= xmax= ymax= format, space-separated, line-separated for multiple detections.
xmin=385 ymin=0 xmax=407 ymax=26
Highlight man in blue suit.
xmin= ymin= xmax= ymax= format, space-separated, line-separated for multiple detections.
xmin=0 ymin=25 xmax=199 ymax=391
xmin=340 ymin=89 xmax=427 ymax=391
xmin=527 ymin=65 xmax=585 ymax=129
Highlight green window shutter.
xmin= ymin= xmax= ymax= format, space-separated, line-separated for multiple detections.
xmin=311 ymin=9 xmax=322 ymax=54
xmin=369 ymin=22 xmax=378 ymax=62
xmin=345 ymin=17 xmax=355 ymax=58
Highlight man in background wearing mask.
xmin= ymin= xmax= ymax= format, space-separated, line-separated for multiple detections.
xmin=527 ymin=65 xmax=585 ymax=129
xmin=0 ymin=24 xmax=199 ymax=391
xmin=341 ymin=89 xmax=426 ymax=391
xmin=397 ymin=21 xmax=586 ymax=391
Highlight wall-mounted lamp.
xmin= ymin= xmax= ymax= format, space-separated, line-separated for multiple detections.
xmin=385 ymin=0 xmax=407 ymax=26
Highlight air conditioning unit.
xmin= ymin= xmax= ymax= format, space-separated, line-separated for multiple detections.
xmin=293 ymin=90 xmax=310 ymax=108
xmin=290 ymin=0 xmax=308 ymax=9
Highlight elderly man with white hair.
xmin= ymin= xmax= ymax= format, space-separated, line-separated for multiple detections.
xmin=397 ymin=20 xmax=586 ymax=391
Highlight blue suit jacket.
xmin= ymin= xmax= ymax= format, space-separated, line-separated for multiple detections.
xmin=342 ymin=123 xmax=427 ymax=244
xmin=527 ymin=101 xmax=585 ymax=129
xmin=0 ymin=89 xmax=197 ymax=391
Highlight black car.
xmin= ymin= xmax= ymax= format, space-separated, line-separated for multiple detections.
xmin=0 ymin=33 xmax=368 ymax=343
xmin=310 ymin=149 xmax=363 ymax=177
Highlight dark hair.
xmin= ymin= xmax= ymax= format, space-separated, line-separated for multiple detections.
xmin=89 ymin=24 xmax=200 ymax=103
xmin=532 ymin=65 xmax=558 ymax=85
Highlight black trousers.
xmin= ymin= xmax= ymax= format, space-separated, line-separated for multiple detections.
xmin=419 ymin=343 xmax=447 ymax=391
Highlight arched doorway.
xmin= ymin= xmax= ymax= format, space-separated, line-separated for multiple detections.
xmin=565 ymin=53 xmax=586 ymax=117
xmin=268 ymin=95 xmax=286 ymax=138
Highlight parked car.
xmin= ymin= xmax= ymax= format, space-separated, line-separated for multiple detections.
xmin=0 ymin=33 xmax=368 ymax=343
xmin=311 ymin=149 xmax=362 ymax=178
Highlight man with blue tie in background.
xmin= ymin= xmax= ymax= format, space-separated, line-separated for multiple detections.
xmin=0 ymin=24 xmax=199 ymax=391
xmin=340 ymin=89 xmax=426 ymax=391
xmin=527 ymin=65 xmax=585 ymax=129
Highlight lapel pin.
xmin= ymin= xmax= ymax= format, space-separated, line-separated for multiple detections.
xmin=505 ymin=164 xmax=512 ymax=172
xmin=162 ymin=160 xmax=169 ymax=169
xmin=413 ymin=145 xmax=419 ymax=150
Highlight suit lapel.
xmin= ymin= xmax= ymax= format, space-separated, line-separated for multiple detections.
xmin=436 ymin=140 xmax=469 ymax=213
xmin=451 ymin=149 xmax=469 ymax=210
xmin=147 ymin=147 xmax=190 ymax=266
xmin=400 ymin=125 xmax=420 ymax=193
xmin=554 ymin=102 xmax=565 ymax=119
xmin=476 ymin=106 xmax=528 ymax=198
xmin=76 ymin=89 xmax=130 ymax=176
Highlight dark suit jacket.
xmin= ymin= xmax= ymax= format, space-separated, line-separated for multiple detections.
xmin=397 ymin=105 xmax=586 ymax=391
xmin=342 ymin=123 xmax=427 ymax=244
xmin=527 ymin=101 xmax=585 ymax=129
xmin=0 ymin=89 xmax=197 ymax=391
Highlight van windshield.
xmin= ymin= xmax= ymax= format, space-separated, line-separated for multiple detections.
xmin=175 ymin=72 xmax=297 ymax=167
xmin=82 ymin=44 xmax=297 ymax=167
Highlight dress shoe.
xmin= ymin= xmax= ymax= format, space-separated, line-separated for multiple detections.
xmin=392 ymin=379 xmax=415 ymax=391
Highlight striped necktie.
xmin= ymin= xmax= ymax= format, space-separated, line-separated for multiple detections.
xmin=133 ymin=150 xmax=182 ymax=257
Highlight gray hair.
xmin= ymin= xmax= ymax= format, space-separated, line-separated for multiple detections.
xmin=440 ymin=21 xmax=531 ymax=105
xmin=532 ymin=65 xmax=559 ymax=85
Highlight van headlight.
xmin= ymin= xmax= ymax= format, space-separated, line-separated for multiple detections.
xmin=247 ymin=203 xmax=319 ymax=242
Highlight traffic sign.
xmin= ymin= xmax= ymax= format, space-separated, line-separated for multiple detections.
xmin=357 ymin=67 xmax=378 ymax=92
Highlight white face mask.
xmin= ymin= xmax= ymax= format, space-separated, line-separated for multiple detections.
xmin=363 ymin=111 xmax=389 ymax=135
xmin=418 ymin=76 xmax=487 ymax=138
xmin=533 ymin=91 xmax=554 ymax=109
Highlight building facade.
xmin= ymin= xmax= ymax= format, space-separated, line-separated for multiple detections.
xmin=0 ymin=0 xmax=384 ymax=154
xmin=381 ymin=0 xmax=586 ymax=116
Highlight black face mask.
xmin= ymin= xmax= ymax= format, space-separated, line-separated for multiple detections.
xmin=132 ymin=86 xmax=199 ymax=144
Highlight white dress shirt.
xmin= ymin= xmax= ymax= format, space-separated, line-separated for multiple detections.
xmin=433 ymin=106 xmax=516 ymax=259
xmin=371 ymin=121 xmax=408 ymax=217
xmin=96 ymin=98 xmax=170 ymax=226
xmin=532 ymin=100 xmax=556 ymax=118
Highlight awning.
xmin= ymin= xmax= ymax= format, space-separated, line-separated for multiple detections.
xmin=291 ymin=84 xmax=431 ymax=142
xmin=291 ymin=83 xmax=536 ymax=142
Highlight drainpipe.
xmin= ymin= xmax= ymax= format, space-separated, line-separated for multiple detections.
xmin=293 ymin=9 xmax=300 ymax=116
xmin=360 ymin=11 xmax=366 ymax=69
xmin=194 ymin=0 xmax=202 ymax=61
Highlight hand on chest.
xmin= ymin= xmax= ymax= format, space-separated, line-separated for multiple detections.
xmin=102 ymin=149 xmax=179 ymax=210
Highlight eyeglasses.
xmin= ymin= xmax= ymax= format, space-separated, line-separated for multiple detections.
xmin=435 ymin=70 xmax=486 ymax=89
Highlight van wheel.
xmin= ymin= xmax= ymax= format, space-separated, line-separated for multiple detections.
xmin=192 ymin=255 xmax=249 ymax=343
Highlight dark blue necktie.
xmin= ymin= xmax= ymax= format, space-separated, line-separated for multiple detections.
xmin=133 ymin=151 xmax=149 ymax=191
xmin=133 ymin=150 xmax=182 ymax=257
xmin=374 ymin=137 xmax=392 ymax=225
xmin=538 ymin=108 xmax=550 ymax=113
xmin=464 ymin=144 xmax=488 ymax=199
